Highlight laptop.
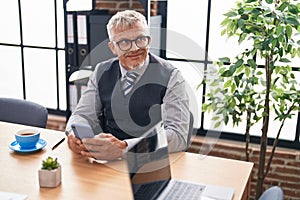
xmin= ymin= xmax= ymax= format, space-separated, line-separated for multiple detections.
xmin=124 ymin=121 xmax=234 ymax=200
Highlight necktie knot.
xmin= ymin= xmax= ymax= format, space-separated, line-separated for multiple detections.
xmin=123 ymin=72 xmax=138 ymax=95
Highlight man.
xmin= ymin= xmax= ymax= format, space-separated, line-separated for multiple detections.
xmin=66 ymin=10 xmax=189 ymax=161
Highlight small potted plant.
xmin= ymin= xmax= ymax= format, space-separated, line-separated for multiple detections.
xmin=38 ymin=156 xmax=61 ymax=188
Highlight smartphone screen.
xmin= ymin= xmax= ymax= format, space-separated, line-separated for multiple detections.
xmin=71 ymin=123 xmax=95 ymax=140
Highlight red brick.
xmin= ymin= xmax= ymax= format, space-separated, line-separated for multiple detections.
xmin=286 ymin=160 xmax=300 ymax=167
xmin=283 ymin=188 xmax=300 ymax=199
xmin=275 ymin=165 xmax=300 ymax=175
xmin=96 ymin=2 xmax=117 ymax=9
xmin=280 ymin=182 xmax=300 ymax=190
xmin=132 ymin=2 xmax=144 ymax=9
xmin=119 ymin=2 xmax=129 ymax=9
xmin=267 ymin=172 xmax=300 ymax=183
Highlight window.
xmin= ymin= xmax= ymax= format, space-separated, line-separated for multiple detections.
xmin=0 ymin=0 xmax=66 ymax=113
xmin=166 ymin=0 xmax=300 ymax=148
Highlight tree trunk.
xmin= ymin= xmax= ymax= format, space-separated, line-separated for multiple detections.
xmin=245 ymin=110 xmax=251 ymax=162
xmin=255 ymin=56 xmax=272 ymax=199
xmin=255 ymin=131 xmax=267 ymax=199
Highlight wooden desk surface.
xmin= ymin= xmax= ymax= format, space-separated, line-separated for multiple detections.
xmin=0 ymin=121 xmax=253 ymax=200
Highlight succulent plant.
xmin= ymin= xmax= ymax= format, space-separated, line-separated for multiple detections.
xmin=41 ymin=156 xmax=59 ymax=170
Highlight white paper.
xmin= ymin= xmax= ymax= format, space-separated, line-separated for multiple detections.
xmin=68 ymin=69 xmax=92 ymax=82
xmin=0 ymin=191 xmax=27 ymax=200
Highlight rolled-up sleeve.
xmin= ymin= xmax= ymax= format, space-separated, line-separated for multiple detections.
xmin=162 ymin=69 xmax=190 ymax=152
xmin=65 ymin=66 xmax=103 ymax=134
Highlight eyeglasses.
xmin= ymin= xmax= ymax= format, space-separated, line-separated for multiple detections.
xmin=112 ymin=36 xmax=150 ymax=51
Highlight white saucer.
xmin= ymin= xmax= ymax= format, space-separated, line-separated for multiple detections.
xmin=9 ymin=139 xmax=47 ymax=153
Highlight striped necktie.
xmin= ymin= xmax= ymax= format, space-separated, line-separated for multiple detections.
xmin=123 ymin=71 xmax=138 ymax=95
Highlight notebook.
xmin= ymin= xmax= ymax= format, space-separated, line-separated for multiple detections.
xmin=124 ymin=121 xmax=235 ymax=200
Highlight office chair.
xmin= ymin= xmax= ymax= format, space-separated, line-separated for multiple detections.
xmin=259 ymin=186 xmax=284 ymax=200
xmin=0 ymin=97 xmax=48 ymax=128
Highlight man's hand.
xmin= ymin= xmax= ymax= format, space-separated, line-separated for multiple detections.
xmin=67 ymin=133 xmax=87 ymax=154
xmin=80 ymin=133 xmax=127 ymax=161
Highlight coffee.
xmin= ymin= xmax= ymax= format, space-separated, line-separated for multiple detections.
xmin=20 ymin=133 xmax=35 ymax=136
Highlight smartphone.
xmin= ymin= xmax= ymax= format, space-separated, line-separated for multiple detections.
xmin=71 ymin=123 xmax=95 ymax=140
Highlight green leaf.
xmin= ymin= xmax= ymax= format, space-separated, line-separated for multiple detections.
xmin=288 ymin=4 xmax=299 ymax=14
xmin=266 ymin=0 xmax=273 ymax=4
xmin=236 ymin=59 xmax=244 ymax=68
xmin=286 ymin=17 xmax=300 ymax=26
xmin=275 ymin=26 xmax=283 ymax=36
xmin=221 ymin=70 xmax=233 ymax=77
xmin=210 ymin=81 xmax=220 ymax=87
xmin=219 ymin=57 xmax=231 ymax=63
xmin=230 ymin=98 xmax=236 ymax=107
xmin=231 ymin=84 xmax=236 ymax=93
xmin=272 ymin=38 xmax=278 ymax=48
xmin=224 ymin=80 xmax=232 ymax=88
xmin=214 ymin=121 xmax=222 ymax=128
xmin=234 ymin=75 xmax=240 ymax=86
xmin=238 ymin=18 xmax=245 ymax=28
xmin=291 ymin=73 xmax=295 ymax=79
xmin=279 ymin=58 xmax=291 ymax=62
xmin=245 ymin=66 xmax=250 ymax=77
xmin=224 ymin=11 xmax=238 ymax=17
xmin=241 ymin=14 xmax=249 ymax=20
xmin=247 ymin=59 xmax=256 ymax=68
xmin=291 ymin=48 xmax=297 ymax=58
xmin=221 ymin=29 xmax=227 ymax=36
xmin=224 ymin=115 xmax=229 ymax=124
xmin=245 ymin=0 xmax=257 ymax=3
xmin=41 ymin=157 xmax=59 ymax=170
xmin=238 ymin=8 xmax=244 ymax=15
xmin=221 ymin=18 xmax=231 ymax=27
xmin=286 ymin=25 xmax=292 ymax=39
xmin=236 ymin=65 xmax=244 ymax=74
xmin=256 ymin=71 xmax=263 ymax=75
xmin=202 ymin=104 xmax=208 ymax=112
xmin=211 ymin=115 xmax=220 ymax=121
xmin=278 ymin=2 xmax=288 ymax=12
xmin=230 ymin=64 xmax=237 ymax=74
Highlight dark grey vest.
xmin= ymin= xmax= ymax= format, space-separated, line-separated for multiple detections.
xmin=97 ymin=53 xmax=174 ymax=140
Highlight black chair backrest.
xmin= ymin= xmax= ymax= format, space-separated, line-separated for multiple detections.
xmin=0 ymin=98 xmax=48 ymax=128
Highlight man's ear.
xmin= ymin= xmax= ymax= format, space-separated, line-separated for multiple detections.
xmin=108 ymin=42 xmax=117 ymax=55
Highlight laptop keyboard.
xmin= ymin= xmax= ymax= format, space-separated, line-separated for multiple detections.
xmin=165 ymin=181 xmax=206 ymax=200
xmin=135 ymin=181 xmax=166 ymax=200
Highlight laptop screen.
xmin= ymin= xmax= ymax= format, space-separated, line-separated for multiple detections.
xmin=124 ymin=121 xmax=172 ymax=200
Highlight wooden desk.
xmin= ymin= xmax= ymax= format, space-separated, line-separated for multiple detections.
xmin=0 ymin=121 xmax=253 ymax=200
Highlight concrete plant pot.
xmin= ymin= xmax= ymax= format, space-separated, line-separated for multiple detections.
xmin=38 ymin=165 xmax=61 ymax=188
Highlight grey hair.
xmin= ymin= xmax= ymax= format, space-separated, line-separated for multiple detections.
xmin=106 ymin=10 xmax=149 ymax=41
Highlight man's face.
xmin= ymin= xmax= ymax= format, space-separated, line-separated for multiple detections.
xmin=108 ymin=21 xmax=151 ymax=71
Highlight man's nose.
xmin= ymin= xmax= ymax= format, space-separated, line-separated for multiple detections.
xmin=130 ymin=41 xmax=139 ymax=51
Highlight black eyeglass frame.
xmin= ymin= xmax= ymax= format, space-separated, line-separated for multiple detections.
xmin=112 ymin=36 xmax=151 ymax=51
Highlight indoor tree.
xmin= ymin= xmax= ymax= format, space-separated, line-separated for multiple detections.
xmin=202 ymin=0 xmax=300 ymax=198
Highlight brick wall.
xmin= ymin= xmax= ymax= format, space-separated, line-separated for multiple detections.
xmin=188 ymin=136 xmax=300 ymax=200
xmin=46 ymin=114 xmax=66 ymax=132
xmin=95 ymin=0 xmax=158 ymax=15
